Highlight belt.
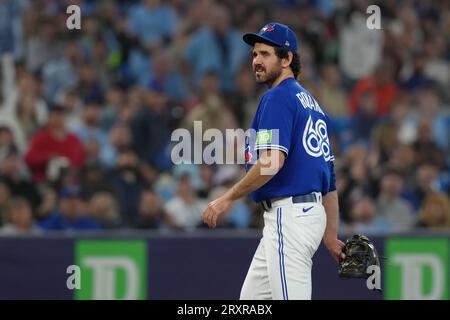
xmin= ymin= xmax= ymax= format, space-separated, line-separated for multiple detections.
xmin=260 ymin=192 xmax=322 ymax=211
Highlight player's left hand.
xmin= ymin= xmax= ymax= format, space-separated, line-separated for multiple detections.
xmin=203 ymin=196 xmax=233 ymax=228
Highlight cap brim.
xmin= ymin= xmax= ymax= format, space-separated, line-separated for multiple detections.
xmin=243 ymin=33 xmax=281 ymax=48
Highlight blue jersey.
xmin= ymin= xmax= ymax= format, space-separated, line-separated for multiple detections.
xmin=245 ymin=77 xmax=336 ymax=202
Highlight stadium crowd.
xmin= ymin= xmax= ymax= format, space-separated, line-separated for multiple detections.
xmin=0 ymin=0 xmax=449 ymax=235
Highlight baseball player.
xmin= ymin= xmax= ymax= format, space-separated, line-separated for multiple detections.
xmin=203 ymin=22 xmax=345 ymax=300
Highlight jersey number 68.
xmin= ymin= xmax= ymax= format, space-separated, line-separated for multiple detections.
xmin=302 ymin=115 xmax=331 ymax=161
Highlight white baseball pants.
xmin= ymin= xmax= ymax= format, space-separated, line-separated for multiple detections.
xmin=240 ymin=198 xmax=326 ymax=300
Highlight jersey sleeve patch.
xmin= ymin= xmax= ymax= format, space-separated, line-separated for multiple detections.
xmin=254 ymin=128 xmax=289 ymax=155
xmin=256 ymin=130 xmax=273 ymax=144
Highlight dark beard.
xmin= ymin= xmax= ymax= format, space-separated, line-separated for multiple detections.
xmin=256 ymin=68 xmax=283 ymax=88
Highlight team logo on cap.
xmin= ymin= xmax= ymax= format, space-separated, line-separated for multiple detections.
xmin=261 ymin=25 xmax=274 ymax=32
xmin=244 ymin=146 xmax=253 ymax=163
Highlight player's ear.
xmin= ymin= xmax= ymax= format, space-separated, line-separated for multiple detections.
xmin=282 ymin=51 xmax=293 ymax=68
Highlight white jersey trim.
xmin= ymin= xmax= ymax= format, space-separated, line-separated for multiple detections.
xmin=254 ymin=144 xmax=289 ymax=155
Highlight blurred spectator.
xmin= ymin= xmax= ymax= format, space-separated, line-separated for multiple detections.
xmin=147 ymin=50 xmax=190 ymax=103
xmin=352 ymin=91 xmax=378 ymax=142
xmin=25 ymin=17 xmax=63 ymax=72
xmin=403 ymin=162 xmax=440 ymax=211
xmin=164 ymin=174 xmax=207 ymax=231
xmin=79 ymin=160 xmax=115 ymax=200
xmin=400 ymin=51 xmax=434 ymax=91
xmin=0 ymin=197 xmax=41 ymax=235
xmin=295 ymin=43 xmax=316 ymax=84
xmin=0 ymin=126 xmax=20 ymax=158
xmin=135 ymin=189 xmax=175 ymax=229
xmin=130 ymin=84 xmax=172 ymax=170
xmin=153 ymin=172 xmax=177 ymax=202
xmin=388 ymin=143 xmax=416 ymax=185
xmin=415 ymin=192 xmax=450 ymax=229
xmin=35 ymin=185 xmax=57 ymax=221
xmin=338 ymin=3 xmax=383 ymax=80
xmin=41 ymin=40 xmax=81 ymax=103
xmin=1 ymin=69 xmax=49 ymax=141
xmin=107 ymin=149 xmax=146 ymax=225
xmin=78 ymin=14 xmax=103 ymax=62
xmin=183 ymin=3 xmax=248 ymax=91
xmin=56 ymin=89 xmax=84 ymax=130
xmin=172 ymin=163 xmax=203 ymax=191
xmin=87 ymin=191 xmax=121 ymax=229
xmin=213 ymin=164 xmax=242 ymax=187
xmin=337 ymin=144 xmax=376 ymax=222
xmin=397 ymin=86 xmax=448 ymax=152
xmin=413 ymin=119 xmax=446 ymax=168
xmin=85 ymin=30 xmax=114 ymax=91
xmin=100 ymin=86 xmax=125 ymax=131
xmin=0 ymin=179 xmax=12 ymax=226
xmin=184 ymin=71 xmax=238 ymax=132
xmin=415 ymin=86 xmax=448 ymax=152
xmin=376 ymin=169 xmax=415 ymax=231
xmin=423 ymin=35 xmax=449 ymax=89
xmin=14 ymin=93 xmax=48 ymax=140
xmin=349 ymin=59 xmax=398 ymax=117
xmin=0 ymin=148 xmax=40 ymax=208
xmin=229 ymin=65 xmax=259 ymax=127
xmin=38 ymin=186 xmax=102 ymax=231
xmin=8 ymin=72 xmax=48 ymax=115
xmin=69 ymin=100 xmax=115 ymax=167
xmin=318 ymin=63 xmax=348 ymax=117
xmin=118 ymin=86 xmax=142 ymax=123
xmin=139 ymin=162 xmax=159 ymax=188
xmin=391 ymin=96 xmax=416 ymax=145
xmin=0 ymin=72 xmax=47 ymax=152
xmin=0 ymin=0 xmax=26 ymax=59
xmin=107 ymin=123 xmax=133 ymax=166
xmin=336 ymin=165 xmax=352 ymax=223
xmin=384 ymin=5 xmax=420 ymax=82
xmin=343 ymin=196 xmax=390 ymax=235
xmin=127 ymin=0 xmax=178 ymax=49
xmin=75 ymin=63 xmax=104 ymax=103
xmin=197 ymin=164 xmax=215 ymax=199
xmin=25 ymin=104 xmax=86 ymax=182
xmin=368 ymin=122 xmax=400 ymax=169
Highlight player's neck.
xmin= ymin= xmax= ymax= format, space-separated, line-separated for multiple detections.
xmin=268 ymin=70 xmax=295 ymax=89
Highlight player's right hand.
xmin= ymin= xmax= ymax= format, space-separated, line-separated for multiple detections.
xmin=203 ymin=195 xmax=233 ymax=228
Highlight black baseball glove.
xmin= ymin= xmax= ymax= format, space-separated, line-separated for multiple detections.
xmin=338 ymin=234 xmax=380 ymax=279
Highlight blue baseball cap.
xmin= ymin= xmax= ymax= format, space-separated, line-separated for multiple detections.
xmin=243 ymin=22 xmax=298 ymax=52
